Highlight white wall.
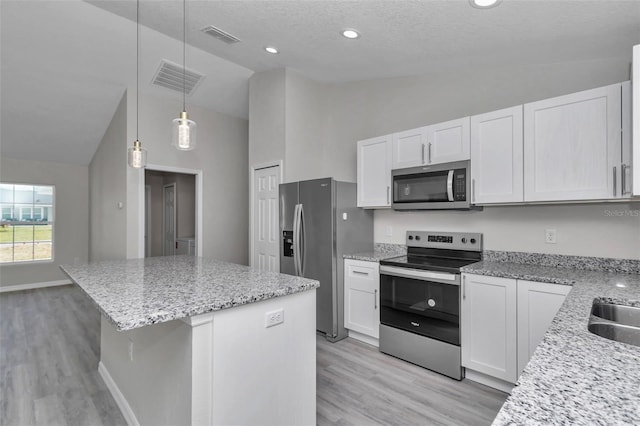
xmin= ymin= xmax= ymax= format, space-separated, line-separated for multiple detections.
xmin=248 ymin=69 xmax=286 ymax=169
xmin=126 ymin=92 xmax=249 ymax=264
xmin=89 ymin=92 xmax=127 ymax=261
xmin=0 ymin=157 xmax=89 ymax=286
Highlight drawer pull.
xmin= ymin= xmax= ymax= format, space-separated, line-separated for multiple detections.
xmin=411 ymin=321 xmax=420 ymax=327
xmin=353 ymin=270 xmax=369 ymax=276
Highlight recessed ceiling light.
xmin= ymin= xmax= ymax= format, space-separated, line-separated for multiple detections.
xmin=470 ymin=0 xmax=501 ymax=9
xmin=264 ymin=46 xmax=279 ymax=54
xmin=341 ymin=29 xmax=360 ymax=39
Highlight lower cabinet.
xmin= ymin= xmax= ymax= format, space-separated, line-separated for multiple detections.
xmin=344 ymin=259 xmax=380 ymax=345
xmin=461 ymin=274 xmax=518 ymax=384
xmin=461 ymin=273 xmax=570 ymax=391
xmin=517 ymin=280 xmax=571 ymax=375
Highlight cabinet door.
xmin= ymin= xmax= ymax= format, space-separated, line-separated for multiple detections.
xmin=471 ymin=106 xmax=524 ymax=204
xmin=517 ymin=280 xmax=571 ymax=375
xmin=425 ymin=117 xmax=471 ymax=165
xmin=524 ymin=83 xmax=622 ymax=201
xmin=392 ymin=127 xmax=428 ymax=169
xmin=357 ymin=135 xmax=392 ymax=208
xmin=344 ymin=259 xmax=380 ymax=338
xmin=461 ymin=274 xmax=517 ymax=383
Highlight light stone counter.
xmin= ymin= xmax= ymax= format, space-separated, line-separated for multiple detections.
xmin=462 ymin=260 xmax=640 ymax=425
xmin=60 ymin=255 xmax=319 ymax=331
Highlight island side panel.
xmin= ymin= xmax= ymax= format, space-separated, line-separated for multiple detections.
xmin=99 ymin=317 xmax=192 ymax=426
xmin=209 ymin=289 xmax=317 ymax=426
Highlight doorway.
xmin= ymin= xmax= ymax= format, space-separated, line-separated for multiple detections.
xmin=145 ymin=170 xmax=196 ymax=257
xmin=251 ymin=163 xmax=281 ymax=272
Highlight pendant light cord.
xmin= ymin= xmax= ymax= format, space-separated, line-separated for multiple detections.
xmin=183 ymin=0 xmax=186 ymax=111
xmin=136 ymin=0 xmax=140 ymax=141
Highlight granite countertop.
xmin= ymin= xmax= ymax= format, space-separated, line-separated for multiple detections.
xmin=60 ymin=255 xmax=319 ymax=331
xmin=462 ymin=261 xmax=640 ymax=425
xmin=343 ymin=243 xmax=407 ymax=262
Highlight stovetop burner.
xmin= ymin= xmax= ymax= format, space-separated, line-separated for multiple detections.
xmin=380 ymin=231 xmax=483 ymax=273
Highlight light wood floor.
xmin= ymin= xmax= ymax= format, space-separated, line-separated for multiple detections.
xmin=1 ymin=285 xmax=507 ymax=426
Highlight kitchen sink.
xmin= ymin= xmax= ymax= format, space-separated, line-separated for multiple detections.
xmin=591 ymin=302 xmax=640 ymax=328
xmin=588 ymin=322 xmax=640 ymax=347
xmin=588 ymin=301 xmax=640 ymax=347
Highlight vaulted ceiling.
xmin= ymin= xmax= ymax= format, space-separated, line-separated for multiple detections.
xmin=2 ymin=0 xmax=639 ymax=165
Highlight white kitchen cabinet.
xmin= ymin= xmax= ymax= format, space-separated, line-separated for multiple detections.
xmin=392 ymin=126 xmax=429 ymax=169
xmin=391 ymin=117 xmax=470 ymax=169
xmin=461 ymin=273 xmax=518 ymax=384
xmin=344 ymin=259 xmax=380 ymax=344
xmin=470 ymin=106 xmax=524 ymax=204
xmin=357 ymin=135 xmax=392 ymax=208
xmin=524 ymin=83 xmax=622 ymax=202
xmin=427 ymin=117 xmax=471 ymax=164
xmin=517 ymin=280 xmax=570 ymax=375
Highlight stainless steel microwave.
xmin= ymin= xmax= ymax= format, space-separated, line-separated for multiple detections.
xmin=392 ymin=160 xmax=471 ymax=210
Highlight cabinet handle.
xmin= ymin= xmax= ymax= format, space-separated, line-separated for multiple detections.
xmin=353 ymin=270 xmax=369 ymax=276
xmin=462 ymin=276 xmax=466 ymax=300
xmin=471 ymin=179 xmax=476 ymax=204
xmin=386 ymin=186 xmax=390 ymax=204
xmin=621 ymin=164 xmax=628 ymax=195
xmin=427 ymin=143 xmax=432 ymax=164
xmin=613 ymin=166 xmax=617 ymax=197
xmin=421 ymin=144 xmax=425 ymax=164
xmin=374 ymin=289 xmax=378 ymax=309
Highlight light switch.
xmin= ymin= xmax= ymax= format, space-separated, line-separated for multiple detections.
xmin=342 ymin=212 xmax=348 ymax=221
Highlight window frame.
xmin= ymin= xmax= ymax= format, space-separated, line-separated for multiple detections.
xmin=0 ymin=182 xmax=55 ymax=265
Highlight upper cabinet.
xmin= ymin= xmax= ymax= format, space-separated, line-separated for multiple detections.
xmin=391 ymin=118 xmax=470 ymax=169
xmin=428 ymin=117 xmax=471 ymax=165
xmin=391 ymin=127 xmax=428 ymax=169
xmin=357 ymin=135 xmax=392 ymax=208
xmin=470 ymin=106 xmax=524 ymax=204
xmin=523 ymin=83 xmax=624 ymax=202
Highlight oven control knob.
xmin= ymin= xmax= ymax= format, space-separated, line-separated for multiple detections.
xmin=415 ymin=236 xmax=420 ymax=241
xmin=461 ymin=238 xmax=467 ymax=244
xmin=408 ymin=235 xmax=414 ymax=240
xmin=470 ymin=238 xmax=476 ymax=244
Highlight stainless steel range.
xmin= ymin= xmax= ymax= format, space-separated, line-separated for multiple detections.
xmin=379 ymin=231 xmax=482 ymax=380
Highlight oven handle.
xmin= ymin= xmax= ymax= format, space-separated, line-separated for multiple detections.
xmin=380 ymin=265 xmax=460 ymax=286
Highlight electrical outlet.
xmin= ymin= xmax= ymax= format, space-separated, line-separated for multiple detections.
xmin=545 ymin=229 xmax=557 ymax=244
xmin=386 ymin=226 xmax=393 ymax=237
xmin=265 ymin=308 xmax=284 ymax=328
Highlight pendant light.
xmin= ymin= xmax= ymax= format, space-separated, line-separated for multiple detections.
xmin=128 ymin=0 xmax=147 ymax=168
xmin=172 ymin=0 xmax=197 ymax=151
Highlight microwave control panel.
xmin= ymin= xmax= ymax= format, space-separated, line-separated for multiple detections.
xmin=453 ymin=169 xmax=466 ymax=201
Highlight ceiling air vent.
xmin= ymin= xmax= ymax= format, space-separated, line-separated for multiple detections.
xmin=151 ymin=60 xmax=204 ymax=96
xmin=201 ymin=25 xmax=241 ymax=44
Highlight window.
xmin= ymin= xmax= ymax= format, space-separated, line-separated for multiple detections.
xmin=0 ymin=183 xmax=54 ymax=263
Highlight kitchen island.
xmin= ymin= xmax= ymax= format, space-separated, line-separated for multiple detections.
xmin=61 ymin=255 xmax=319 ymax=426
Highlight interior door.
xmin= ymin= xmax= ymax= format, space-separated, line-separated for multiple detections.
xmin=299 ymin=178 xmax=335 ymax=336
xmin=163 ymin=183 xmax=176 ymax=256
xmin=253 ymin=166 xmax=280 ymax=272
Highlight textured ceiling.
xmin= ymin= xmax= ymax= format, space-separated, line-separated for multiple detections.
xmin=89 ymin=0 xmax=640 ymax=82
xmin=1 ymin=0 xmax=639 ymax=166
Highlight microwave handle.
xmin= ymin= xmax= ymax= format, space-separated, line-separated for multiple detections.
xmin=447 ymin=170 xmax=454 ymax=202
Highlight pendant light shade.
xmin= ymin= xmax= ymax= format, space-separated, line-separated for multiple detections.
xmin=128 ymin=140 xmax=147 ymax=168
xmin=128 ymin=0 xmax=146 ymax=168
xmin=173 ymin=0 xmax=197 ymax=151
xmin=172 ymin=111 xmax=197 ymax=150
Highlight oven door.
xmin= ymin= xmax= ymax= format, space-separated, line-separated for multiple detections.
xmin=380 ymin=265 xmax=460 ymax=346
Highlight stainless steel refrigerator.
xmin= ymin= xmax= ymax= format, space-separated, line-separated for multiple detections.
xmin=280 ymin=178 xmax=373 ymax=342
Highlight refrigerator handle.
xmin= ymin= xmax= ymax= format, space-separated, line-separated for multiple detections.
xmin=299 ymin=203 xmax=306 ymax=276
xmin=292 ymin=204 xmax=300 ymax=276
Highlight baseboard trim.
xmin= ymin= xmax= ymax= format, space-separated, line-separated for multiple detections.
xmin=0 ymin=279 xmax=72 ymax=293
xmin=465 ymin=369 xmax=514 ymax=394
xmin=347 ymin=330 xmax=379 ymax=347
xmin=98 ymin=361 xmax=140 ymax=426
